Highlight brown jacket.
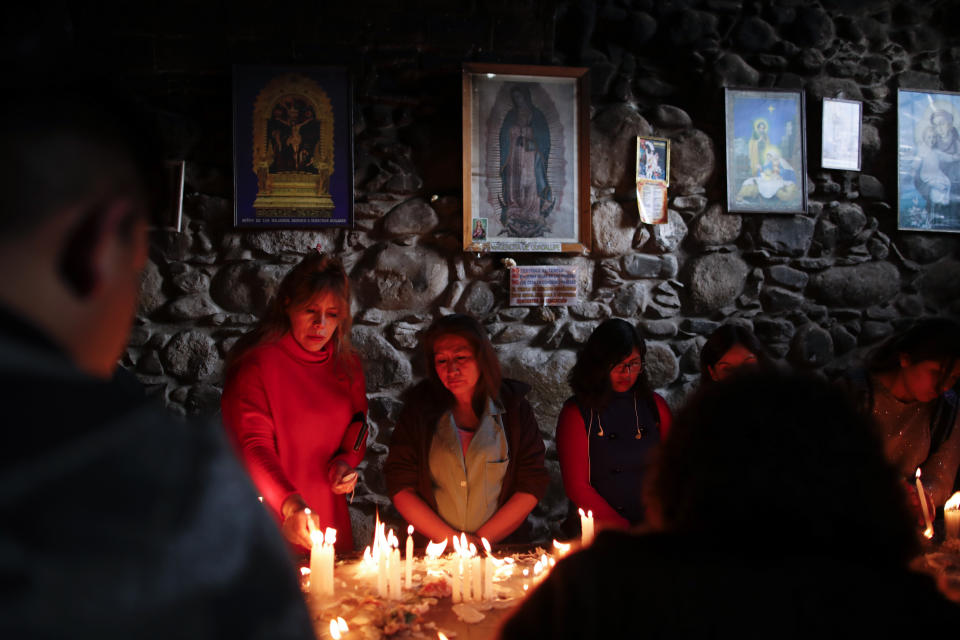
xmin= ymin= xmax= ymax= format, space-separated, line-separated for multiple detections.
xmin=384 ymin=378 xmax=549 ymax=541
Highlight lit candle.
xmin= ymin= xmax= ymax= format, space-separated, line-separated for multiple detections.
xmin=390 ymin=539 xmax=402 ymax=599
xmin=552 ymin=539 xmax=571 ymax=557
xmin=463 ymin=546 xmax=473 ymax=602
xmin=451 ymin=535 xmax=462 ymax=603
xmin=405 ymin=525 xmax=414 ymax=589
xmin=321 ymin=528 xmax=336 ymax=597
xmin=916 ymin=468 xmax=935 ymax=539
xmin=481 ymin=538 xmax=495 ymax=600
xmin=470 ymin=544 xmax=482 ymax=602
xmin=578 ymin=508 xmax=594 ymax=546
xmin=946 ymin=492 xmax=960 ymax=540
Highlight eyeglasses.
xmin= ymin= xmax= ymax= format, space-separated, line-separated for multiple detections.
xmin=611 ymin=359 xmax=643 ymax=376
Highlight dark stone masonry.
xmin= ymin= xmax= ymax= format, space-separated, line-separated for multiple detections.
xmin=9 ymin=0 xmax=960 ymax=546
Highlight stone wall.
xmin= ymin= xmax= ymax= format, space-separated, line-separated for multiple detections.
xmin=23 ymin=1 xmax=960 ymax=546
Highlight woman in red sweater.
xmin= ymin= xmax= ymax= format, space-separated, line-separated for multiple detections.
xmin=557 ymin=319 xmax=671 ymax=532
xmin=221 ymin=252 xmax=367 ymax=553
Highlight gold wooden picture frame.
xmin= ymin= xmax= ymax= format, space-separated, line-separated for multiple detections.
xmin=462 ymin=63 xmax=591 ymax=253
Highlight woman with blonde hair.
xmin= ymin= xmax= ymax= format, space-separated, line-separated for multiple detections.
xmin=222 ymin=251 xmax=367 ymax=552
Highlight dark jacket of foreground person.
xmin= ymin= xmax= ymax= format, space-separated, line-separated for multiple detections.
xmin=500 ymin=370 xmax=960 ymax=638
xmin=0 ymin=307 xmax=314 ymax=638
xmin=500 ymin=530 xmax=960 ymax=638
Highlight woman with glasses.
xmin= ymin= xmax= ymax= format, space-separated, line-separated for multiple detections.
xmin=557 ymin=319 xmax=672 ymax=531
xmin=384 ymin=314 xmax=549 ymax=545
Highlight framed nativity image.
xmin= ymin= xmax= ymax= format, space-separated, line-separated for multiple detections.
xmin=462 ymin=63 xmax=590 ymax=253
xmin=724 ymin=88 xmax=806 ymax=214
xmin=233 ymin=65 xmax=354 ymax=228
xmin=897 ymin=89 xmax=960 ymax=233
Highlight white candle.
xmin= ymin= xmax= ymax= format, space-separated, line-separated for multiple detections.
xmin=946 ymin=492 xmax=960 ymax=540
xmin=463 ymin=548 xmax=473 ymax=602
xmin=308 ymin=528 xmax=323 ymax=599
xmin=452 ymin=556 xmax=462 ymax=603
xmin=321 ymin=528 xmax=336 ymax=597
xmin=916 ymin=468 xmax=934 ymax=538
xmin=405 ymin=525 xmax=414 ymax=589
xmin=377 ymin=543 xmax=388 ymax=598
xmin=481 ymin=538 xmax=495 ymax=600
xmin=390 ymin=545 xmax=402 ymax=599
xmin=579 ymin=508 xmax=595 ymax=546
xmin=470 ymin=544 xmax=482 ymax=601
xmin=451 ymin=534 xmax=462 ymax=603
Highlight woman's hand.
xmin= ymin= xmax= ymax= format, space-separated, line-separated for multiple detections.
xmin=328 ymin=460 xmax=358 ymax=495
xmin=280 ymin=495 xmax=318 ymax=549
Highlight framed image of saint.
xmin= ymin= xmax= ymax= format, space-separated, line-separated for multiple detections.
xmin=724 ymin=88 xmax=806 ymax=214
xmin=897 ymin=89 xmax=960 ymax=233
xmin=462 ymin=63 xmax=591 ymax=253
xmin=233 ymin=65 xmax=354 ymax=228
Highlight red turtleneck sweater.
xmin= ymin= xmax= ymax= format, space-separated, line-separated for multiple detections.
xmin=221 ymin=332 xmax=367 ymax=552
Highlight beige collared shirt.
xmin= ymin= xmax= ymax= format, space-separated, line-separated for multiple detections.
xmin=429 ymin=399 xmax=510 ymax=533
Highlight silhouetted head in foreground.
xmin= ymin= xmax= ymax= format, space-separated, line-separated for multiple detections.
xmin=646 ymin=370 xmax=917 ymax=564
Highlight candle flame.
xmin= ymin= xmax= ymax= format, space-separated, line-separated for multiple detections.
xmin=946 ymin=492 xmax=960 ymax=511
xmin=578 ymin=507 xmax=586 ymax=517
xmin=257 ymin=496 xmax=264 ymax=502
xmin=310 ymin=529 xmax=323 ymax=546
xmin=425 ymin=539 xmax=447 ymax=558
xmin=451 ymin=534 xmax=462 ymax=555
xmin=469 ymin=543 xmax=477 ymax=556
xmin=329 ymin=619 xmax=342 ymax=639
xmin=552 ymin=539 xmax=571 ymax=556
xmin=337 ymin=617 xmax=348 ymax=632
xmin=408 ymin=524 xmax=414 ymax=535
xmin=587 ymin=510 xmax=593 ymax=518
xmin=300 ymin=567 xmax=311 ymax=575
xmin=438 ymin=633 xmax=449 ymax=640
xmin=325 ymin=527 xmax=337 ymax=546
xmin=482 ymin=537 xmax=492 ymax=555
xmin=924 ymin=526 xmax=935 ymax=539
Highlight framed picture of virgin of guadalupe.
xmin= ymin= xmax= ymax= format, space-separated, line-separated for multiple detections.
xmin=724 ymin=88 xmax=807 ymax=215
xmin=233 ymin=65 xmax=354 ymax=228
xmin=462 ymin=63 xmax=591 ymax=253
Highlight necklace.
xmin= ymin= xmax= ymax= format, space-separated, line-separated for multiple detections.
xmin=590 ymin=394 xmax=645 ymax=440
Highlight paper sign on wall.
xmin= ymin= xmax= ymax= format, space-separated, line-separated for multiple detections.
xmin=509 ymin=266 xmax=579 ymax=306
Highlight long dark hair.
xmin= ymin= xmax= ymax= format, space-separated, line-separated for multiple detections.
xmin=645 ymin=370 xmax=917 ymax=563
xmin=420 ymin=314 xmax=502 ymax=415
xmin=225 ymin=252 xmax=354 ymax=379
xmin=699 ymin=324 xmax=771 ymax=385
xmin=568 ymin=319 xmax=652 ymax=410
xmin=867 ymin=317 xmax=960 ymax=386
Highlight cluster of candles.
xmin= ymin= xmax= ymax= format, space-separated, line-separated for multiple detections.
xmin=449 ymin=533 xmax=496 ymax=602
xmin=360 ymin=519 xmax=408 ymax=599
xmin=306 ymin=509 xmax=336 ymax=600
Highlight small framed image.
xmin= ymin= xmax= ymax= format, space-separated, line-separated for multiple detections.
xmin=724 ymin=88 xmax=806 ymax=214
xmin=462 ymin=63 xmax=591 ymax=253
xmin=636 ymin=135 xmax=669 ymax=224
xmin=897 ymin=89 xmax=960 ymax=233
xmin=233 ymin=65 xmax=354 ymax=228
xmin=821 ymin=98 xmax=862 ymax=171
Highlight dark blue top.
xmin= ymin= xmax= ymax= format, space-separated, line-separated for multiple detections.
xmin=579 ymin=391 xmax=661 ymax=524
